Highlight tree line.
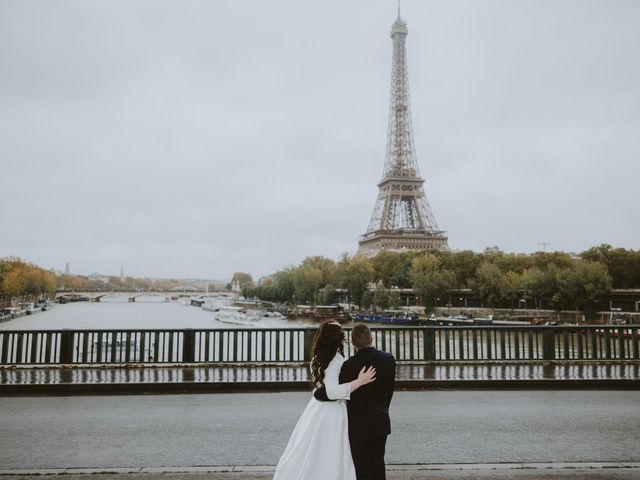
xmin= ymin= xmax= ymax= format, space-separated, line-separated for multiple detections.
xmin=241 ymin=245 xmax=640 ymax=315
xmin=0 ymin=258 xmax=56 ymax=297
xmin=0 ymin=257 xmax=225 ymax=297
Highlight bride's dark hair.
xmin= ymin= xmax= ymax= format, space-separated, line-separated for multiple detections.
xmin=310 ymin=321 xmax=345 ymax=387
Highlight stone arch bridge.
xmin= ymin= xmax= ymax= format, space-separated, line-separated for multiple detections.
xmin=54 ymin=291 xmax=238 ymax=303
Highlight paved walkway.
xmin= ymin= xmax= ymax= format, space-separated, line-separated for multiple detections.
xmin=2 ymin=392 xmax=639 ymax=470
xmin=1 ymin=463 xmax=640 ymax=479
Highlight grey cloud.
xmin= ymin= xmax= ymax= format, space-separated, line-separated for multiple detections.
xmin=1 ymin=0 xmax=638 ymax=278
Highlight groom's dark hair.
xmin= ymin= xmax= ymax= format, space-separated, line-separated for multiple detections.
xmin=351 ymin=324 xmax=373 ymax=350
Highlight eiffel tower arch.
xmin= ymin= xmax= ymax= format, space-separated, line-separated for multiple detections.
xmin=358 ymin=10 xmax=448 ymax=257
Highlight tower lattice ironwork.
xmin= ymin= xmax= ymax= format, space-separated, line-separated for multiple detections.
xmin=357 ymin=9 xmax=448 ymax=256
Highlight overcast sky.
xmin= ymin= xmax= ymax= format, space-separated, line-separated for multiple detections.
xmin=1 ymin=0 xmax=638 ymax=280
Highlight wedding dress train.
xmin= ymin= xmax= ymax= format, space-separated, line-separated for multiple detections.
xmin=273 ymin=352 xmax=356 ymax=480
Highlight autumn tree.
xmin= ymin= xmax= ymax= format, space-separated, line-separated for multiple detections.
xmin=232 ymin=272 xmax=254 ymax=289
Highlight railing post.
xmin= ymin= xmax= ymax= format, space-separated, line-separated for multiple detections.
xmin=423 ymin=328 xmax=436 ymax=361
xmin=182 ymin=329 xmax=196 ymax=363
xmin=542 ymin=328 xmax=556 ymax=360
xmin=303 ymin=328 xmax=316 ymax=362
xmin=60 ymin=329 xmax=75 ymax=364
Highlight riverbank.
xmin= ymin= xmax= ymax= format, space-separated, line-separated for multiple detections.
xmin=432 ymin=306 xmax=640 ymax=324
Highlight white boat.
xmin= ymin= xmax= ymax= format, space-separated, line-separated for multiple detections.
xmin=213 ymin=306 xmax=256 ymax=325
xmin=201 ymin=297 xmax=233 ymax=312
xmin=35 ymin=299 xmax=51 ymax=311
xmin=254 ymin=310 xmax=285 ymax=319
xmin=19 ymin=302 xmax=39 ymax=315
xmin=7 ymin=307 xmax=26 ymax=317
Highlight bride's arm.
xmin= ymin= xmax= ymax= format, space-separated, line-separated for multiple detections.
xmin=325 ymin=359 xmax=376 ymax=400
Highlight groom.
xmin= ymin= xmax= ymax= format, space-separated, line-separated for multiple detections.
xmin=314 ymin=323 xmax=396 ymax=480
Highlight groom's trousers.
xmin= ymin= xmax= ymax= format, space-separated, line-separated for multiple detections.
xmin=350 ymin=435 xmax=387 ymax=480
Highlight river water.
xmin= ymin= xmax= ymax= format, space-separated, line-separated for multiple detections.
xmin=0 ymin=297 xmax=319 ymax=331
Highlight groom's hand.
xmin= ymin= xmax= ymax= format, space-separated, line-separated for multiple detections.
xmin=313 ymin=386 xmax=334 ymax=402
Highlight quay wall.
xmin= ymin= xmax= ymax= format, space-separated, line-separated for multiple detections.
xmin=433 ymin=307 xmax=640 ymax=324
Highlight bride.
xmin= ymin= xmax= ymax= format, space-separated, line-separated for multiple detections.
xmin=273 ymin=321 xmax=376 ymax=480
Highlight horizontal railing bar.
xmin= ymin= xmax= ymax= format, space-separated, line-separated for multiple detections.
xmin=1 ymin=325 xmax=638 ymax=334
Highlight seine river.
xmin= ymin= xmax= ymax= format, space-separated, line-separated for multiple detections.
xmin=0 ymin=297 xmax=318 ymax=331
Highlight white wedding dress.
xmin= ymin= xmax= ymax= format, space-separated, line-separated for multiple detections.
xmin=273 ymin=352 xmax=356 ymax=480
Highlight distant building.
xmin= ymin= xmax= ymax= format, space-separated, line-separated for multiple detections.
xmin=64 ymin=261 xmax=70 ymax=275
xmin=169 ymin=285 xmax=198 ymax=292
xmin=88 ymin=273 xmax=109 ymax=284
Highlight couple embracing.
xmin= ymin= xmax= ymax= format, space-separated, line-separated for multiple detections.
xmin=274 ymin=322 xmax=396 ymax=480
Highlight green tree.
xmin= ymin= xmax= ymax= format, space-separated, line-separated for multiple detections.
xmin=373 ymin=284 xmax=390 ymax=310
xmin=557 ymin=261 xmax=612 ymax=316
xmin=317 ymin=284 xmax=337 ymax=305
xmin=440 ymin=250 xmax=481 ymax=287
xmin=360 ymin=290 xmax=374 ymax=311
xmin=335 ymin=254 xmax=374 ymax=308
xmin=581 ymin=244 xmax=640 ymax=288
xmin=371 ymin=251 xmax=404 ymax=288
xmin=389 ymin=290 xmax=402 ymax=308
xmin=410 ymin=254 xmax=455 ymax=312
xmin=502 ymin=271 xmax=522 ymax=308
xmin=292 ymin=265 xmax=323 ymax=304
xmin=273 ymin=268 xmax=295 ymax=302
xmin=474 ymin=262 xmax=504 ymax=307
xmin=520 ymin=267 xmax=547 ymax=309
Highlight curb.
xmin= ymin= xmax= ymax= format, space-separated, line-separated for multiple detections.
xmin=1 ymin=378 xmax=639 ymax=396
xmin=1 ymin=462 xmax=640 ymax=476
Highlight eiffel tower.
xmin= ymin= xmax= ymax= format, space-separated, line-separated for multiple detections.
xmin=358 ymin=8 xmax=448 ymax=256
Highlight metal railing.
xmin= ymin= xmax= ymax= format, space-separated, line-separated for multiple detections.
xmin=0 ymin=326 xmax=638 ymax=366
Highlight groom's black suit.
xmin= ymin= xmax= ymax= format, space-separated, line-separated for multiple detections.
xmin=315 ymin=346 xmax=396 ymax=480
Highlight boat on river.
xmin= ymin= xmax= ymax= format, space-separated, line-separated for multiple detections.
xmin=424 ymin=315 xmax=531 ymax=327
xmin=353 ymin=310 xmax=420 ymax=326
xmin=57 ymin=294 xmax=90 ymax=304
xmin=287 ymin=305 xmax=351 ymax=323
xmin=213 ymin=306 xmax=285 ymax=325
xmin=18 ymin=302 xmax=40 ymax=315
xmin=5 ymin=306 xmax=26 ymax=318
xmin=35 ymin=299 xmax=51 ymax=311
xmin=201 ymin=297 xmax=233 ymax=312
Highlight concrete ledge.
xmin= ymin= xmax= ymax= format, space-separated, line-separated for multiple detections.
xmin=1 ymin=462 xmax=640 ymax=476
xmin=1 ymin=378 xmax=639 ymax=396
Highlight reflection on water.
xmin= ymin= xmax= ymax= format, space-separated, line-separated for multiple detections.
xmin=2 ymin=363 xmax=639 ymax=385
xmin=0 ymin=299 xmax=320 ymax=331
